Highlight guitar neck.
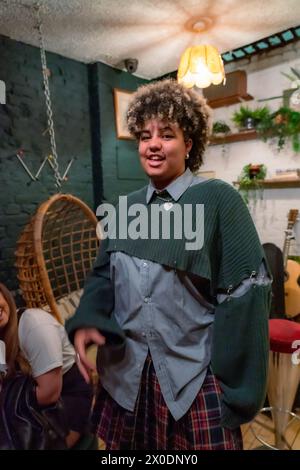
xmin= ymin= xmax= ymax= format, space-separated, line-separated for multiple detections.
xmin=283 ymin=237 xmax=291 ymax=269
xmin=283 ymin=210 xmax=298 ymax=268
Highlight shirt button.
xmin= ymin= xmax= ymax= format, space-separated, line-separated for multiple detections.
xmin=143 ymin=262 xmax=148 ymax=267
xmin=144 ymin=296 xmax=149 ymax=303
xmin=142 ymin=332 xmax=146 ymax=337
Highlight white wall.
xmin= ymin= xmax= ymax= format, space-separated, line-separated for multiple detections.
xmin=201 ymin=56 xmax=300 ymax=255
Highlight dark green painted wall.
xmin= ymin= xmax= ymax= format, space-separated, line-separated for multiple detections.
xmin=96 ymin=62 xmax=149 ymax=206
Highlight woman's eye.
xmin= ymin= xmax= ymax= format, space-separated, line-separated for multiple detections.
xmin=163 ymin=134 xmax=174 ymax=139
xmin=140 ymin=135 xmax=150 ymax=141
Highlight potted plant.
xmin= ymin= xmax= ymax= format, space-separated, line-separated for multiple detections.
xmin=257 ymin=106 xmax=300 ymax=152
xmin=212 ymin=120 xmax=231 ymax=136
xmin=211 ymin=121 xmax=231 ymax=156
xmin=232 ymin=105 xmax=271 ymax=130
xmin=237 ymin=163 xmax=267 ymax=204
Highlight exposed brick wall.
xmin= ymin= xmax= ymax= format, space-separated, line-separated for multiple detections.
xmin=0 ymin=35 xmax=93 ymax=290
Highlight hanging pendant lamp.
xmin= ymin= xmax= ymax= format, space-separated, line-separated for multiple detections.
xmin=177 ymin=44 xmax=225 ymax=89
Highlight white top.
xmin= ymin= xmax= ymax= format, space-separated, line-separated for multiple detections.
xmin=0 ymin=340 xmax=6 ymax=372
xmin=18 ymin=308 xmax=76 ymax=378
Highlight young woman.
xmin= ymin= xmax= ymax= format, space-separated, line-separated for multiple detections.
xmin=0 ymin=283 xmax=94 ymax=448
xmin=0 ymin=283 xmax=28 ymax=378
xmin=67 ymin=79 xmax=271 ymax=450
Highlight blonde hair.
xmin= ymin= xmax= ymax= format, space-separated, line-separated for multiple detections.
xmin=127 ymin=79 xmax=212 ymax=172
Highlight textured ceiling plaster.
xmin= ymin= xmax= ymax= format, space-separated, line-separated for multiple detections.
xmin=0 ymin=0 xmax=299 ymax=78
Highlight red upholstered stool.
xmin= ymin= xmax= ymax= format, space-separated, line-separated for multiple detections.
xmin=267 ymin=319 xmax=300 ymax=449
xmin=252 ymin=319 xmax=300 ymax=449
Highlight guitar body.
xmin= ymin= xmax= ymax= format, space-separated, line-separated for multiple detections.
xmin=285 ymin=259 xmax=300 ymax=318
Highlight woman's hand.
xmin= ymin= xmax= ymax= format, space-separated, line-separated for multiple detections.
xmin=74 ymin=328 xmax=106 ymax=383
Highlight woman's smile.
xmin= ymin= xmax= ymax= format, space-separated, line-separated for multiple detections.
xmin=146 ymin=153 xmax=166 ymax=167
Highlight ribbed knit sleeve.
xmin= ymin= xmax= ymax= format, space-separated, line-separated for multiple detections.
xmin=211 ymin=181 xmax=271 ymax=429
xmin=66 ymin=238 xmax=125 ymax=345
xmin=211 ymin=284 xmax=270 ymax=429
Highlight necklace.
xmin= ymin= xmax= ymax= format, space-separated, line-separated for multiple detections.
xmin=156 ymin=194 xmax=172 ymax=202
xmin=155 ymin=192 xmax=173 ymax=210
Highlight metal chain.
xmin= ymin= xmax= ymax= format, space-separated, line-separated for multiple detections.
xmin=35 ymin=2 xmax=62 ymax=189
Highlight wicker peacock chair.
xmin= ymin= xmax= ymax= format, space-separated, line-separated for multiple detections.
xmin=15 ymin=194 xmax=99 ymax=323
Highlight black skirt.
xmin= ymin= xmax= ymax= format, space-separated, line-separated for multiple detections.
xmin=61 ymin=363 xmax=94 ymax=433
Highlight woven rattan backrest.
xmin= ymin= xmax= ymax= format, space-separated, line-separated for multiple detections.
xmin=15 ymin=194 xmax=98 ymax=323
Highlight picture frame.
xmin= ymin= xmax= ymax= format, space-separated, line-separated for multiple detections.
xmin=113 ymin=88 xmax=134 ymax=140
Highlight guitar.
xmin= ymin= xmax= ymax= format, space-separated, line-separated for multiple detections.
xmin=283 ymin=209 xmax=300 ymax=318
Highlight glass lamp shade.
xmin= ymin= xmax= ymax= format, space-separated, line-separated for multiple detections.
xmin=177 ymin=45 xmax=225 ymax=89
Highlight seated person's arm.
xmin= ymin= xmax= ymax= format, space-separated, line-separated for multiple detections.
xmin=18 ymin=309 xmax=64 ymax=404
xmin=35 ymin=366 xmax=63 ymax=406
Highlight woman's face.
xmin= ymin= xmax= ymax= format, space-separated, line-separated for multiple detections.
xmin=138 ymin=119 xmax=192 ymax=189
xmin=0 ymin=292 xmax=10 ymax=329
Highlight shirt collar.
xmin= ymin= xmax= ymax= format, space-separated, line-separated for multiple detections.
xmin=146 ymin=168 xmax=194 ymax=204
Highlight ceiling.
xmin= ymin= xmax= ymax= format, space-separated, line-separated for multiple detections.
xmin=0 ymin=0 xmax=299 ymax=79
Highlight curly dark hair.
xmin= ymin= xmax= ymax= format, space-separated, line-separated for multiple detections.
xmin=127 ymin=78 xmax=212 ymax=172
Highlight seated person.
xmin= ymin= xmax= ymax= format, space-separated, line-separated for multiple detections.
xmin=0 ymin=282 xmax=94 ymax=448
xmin=0 ymin=283 xmax=29 ymax=378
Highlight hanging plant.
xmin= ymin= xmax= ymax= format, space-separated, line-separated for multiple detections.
xmin=237 ymin=164 xmax=267 ymax=204
xmin=257 ymin=107 xmax=300 ymax=152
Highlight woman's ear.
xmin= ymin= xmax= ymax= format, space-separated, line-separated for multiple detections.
xmin=186 ymin=138 xmax=193 ymax=154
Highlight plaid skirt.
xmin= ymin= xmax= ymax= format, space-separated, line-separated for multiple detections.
xmin=92 ymin=355 xmax=243 ymax=450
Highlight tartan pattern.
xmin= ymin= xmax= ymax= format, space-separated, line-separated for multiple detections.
xmin=93 ymin=355 xmax=243 ymax=450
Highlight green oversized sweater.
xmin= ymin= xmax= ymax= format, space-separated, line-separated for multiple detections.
xmin=67 ymin=179 xmax=271 ymax=429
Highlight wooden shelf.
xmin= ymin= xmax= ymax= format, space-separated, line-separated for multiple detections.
xmin=210 ymin=130 xmax=300 ymax=188
xmin=210 ymin=129 xmax=257 ymax=145
xmin=233 ymin=178 xmax=300 ymax=189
